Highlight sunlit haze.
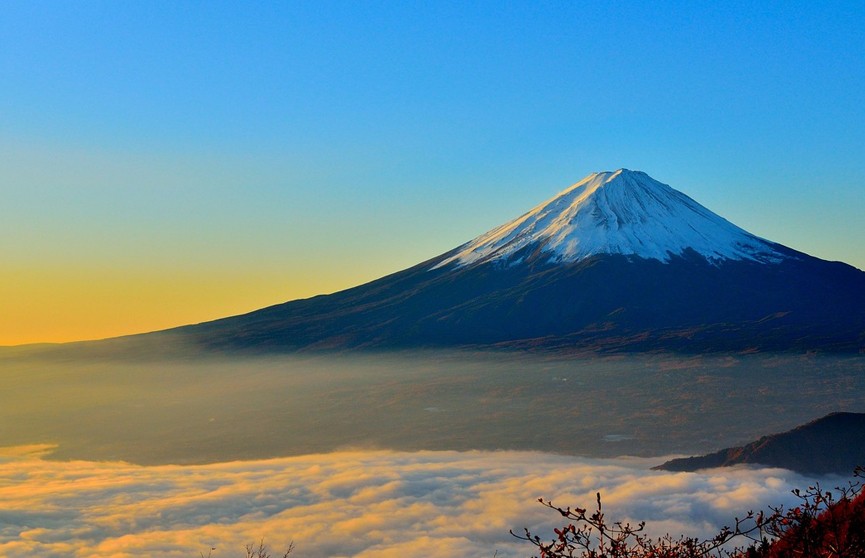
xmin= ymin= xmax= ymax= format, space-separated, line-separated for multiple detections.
xmin=2 ymin=350 xmax=863 ymax=556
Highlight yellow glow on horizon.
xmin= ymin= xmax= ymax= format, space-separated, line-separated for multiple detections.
xmin=0 ymin=265 xmax=372 ymax=346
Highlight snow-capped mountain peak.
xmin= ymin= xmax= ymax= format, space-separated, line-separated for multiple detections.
xmin=433 ymin=169 xmax=787 ymax=269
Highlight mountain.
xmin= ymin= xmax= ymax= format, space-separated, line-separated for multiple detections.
xmin=166 ymin=169 xmax=865 ymax=354
xmin=654 ymin=412 xmax=865 ymax=475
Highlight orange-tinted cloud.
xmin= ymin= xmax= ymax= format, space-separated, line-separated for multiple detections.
xmin=0 ymin=449 xmax=823 ymax=557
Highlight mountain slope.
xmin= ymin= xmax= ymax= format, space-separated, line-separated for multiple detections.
xmin=168 ymin=169 xmax=865 ymax=354
xmin=178 ymin=251 xmax=865 ymax=353
xmin=654 ymin=412 xmax=865 ymax=475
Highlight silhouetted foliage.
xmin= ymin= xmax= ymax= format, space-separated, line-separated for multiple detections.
xmin=743 ymin=466 xmax=865 ymax=558
xmin=512 ymin=491 xmax=764 ymax=558
xmin=515 ymin=467 xmax=865 ymax=558
xmin=200 ymin=539 xmax=294 ymax=558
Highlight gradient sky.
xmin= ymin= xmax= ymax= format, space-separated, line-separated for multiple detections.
xmin=2 ymin=1 xmax=864 ymax=345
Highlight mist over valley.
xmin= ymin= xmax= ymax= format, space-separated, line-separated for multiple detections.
xmin=4 ymin=348 xmax=865 ymax=556
xmin=3 ymin=349 xmax=863 ymax=466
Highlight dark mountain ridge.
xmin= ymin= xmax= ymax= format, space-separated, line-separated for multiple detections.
xmin=655 ymin=412 xmax=865 ymax=475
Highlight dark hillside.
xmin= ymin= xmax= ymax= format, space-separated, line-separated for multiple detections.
xmin=656 ymin=412 xmax=865 ymax=475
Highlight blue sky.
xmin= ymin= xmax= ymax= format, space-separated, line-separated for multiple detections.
xmin=2 ymin=1 xmax=864 ymax=343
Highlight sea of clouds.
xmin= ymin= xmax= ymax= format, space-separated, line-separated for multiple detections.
xmin=0 ymin=447 xmax=832 ymax=558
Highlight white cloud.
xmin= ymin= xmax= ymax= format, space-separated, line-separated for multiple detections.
xmin=0 ymin=449 xmax=832 ymax=558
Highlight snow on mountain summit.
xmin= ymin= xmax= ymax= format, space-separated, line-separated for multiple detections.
xmin=434 ymin=169 xmax=788 ymax=269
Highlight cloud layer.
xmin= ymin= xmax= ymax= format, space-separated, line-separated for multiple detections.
xmin=0 ymin=449 xmax=831 ymax=558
